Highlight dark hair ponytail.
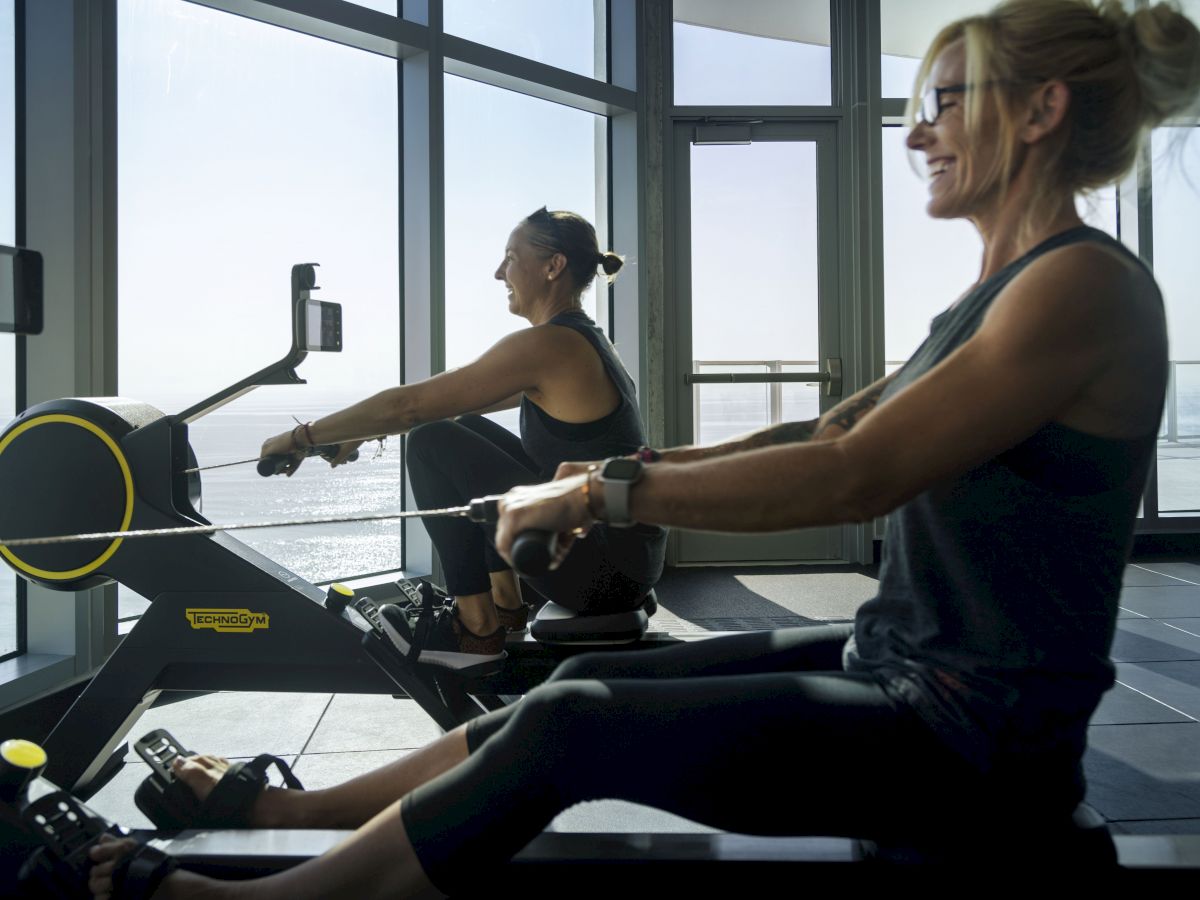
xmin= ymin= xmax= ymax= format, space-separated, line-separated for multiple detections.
xmin=522 ymin=207 xmax=625 ymax=291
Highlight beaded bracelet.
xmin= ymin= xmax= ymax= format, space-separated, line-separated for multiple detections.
xmin=290 ymin=421 xmax=316 ymax=450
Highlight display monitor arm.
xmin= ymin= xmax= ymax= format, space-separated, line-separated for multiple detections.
xmin=175 ymin=263 xmax=342 ymax=424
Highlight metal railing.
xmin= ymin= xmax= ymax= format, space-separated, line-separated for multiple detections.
xmin=1163 ymin=361 xmax=1200 ymax=442
xmin=691 ymin=359 xmax=1200 ymax=444
xmin=690 ymin=360 xmax=828 ymax=439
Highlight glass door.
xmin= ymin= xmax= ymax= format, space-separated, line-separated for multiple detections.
xmin=672 ymin=121 xmax=844 ymax=563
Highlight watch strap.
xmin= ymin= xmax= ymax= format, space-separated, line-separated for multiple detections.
xmin=599 ymin=457 xmax=643 ymax=528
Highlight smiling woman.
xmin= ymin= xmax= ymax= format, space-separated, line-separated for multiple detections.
xmin=909 ymin=0 xmax=1199 ymax=234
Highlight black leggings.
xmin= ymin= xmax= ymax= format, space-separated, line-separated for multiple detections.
xmin=401 ymin=624 xmax=1006 ymax=895
xmin=406 ymin=415 xmax=648 ymax=611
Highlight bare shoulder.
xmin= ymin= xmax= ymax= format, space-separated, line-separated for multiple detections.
xmin=488 ymin=322 xmax=587 ymax=353
xmin=1016 ymin=239 xmax=1158 ymax=317
xmin=535 ymin=321 xmax=602 ymax=361
xmin=985 ymin=238 xmax=1163 ymax=347
xmin=474 ymin=322 xmax=599 ymax=382
xmin=478 ymin=326 xmax=558 ymax=364
xmin=983 ymin=237 xmax=1165 ymax=436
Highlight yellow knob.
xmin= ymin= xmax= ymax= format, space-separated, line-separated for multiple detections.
xmin=1 ymin=739 xmax=47 ymax=770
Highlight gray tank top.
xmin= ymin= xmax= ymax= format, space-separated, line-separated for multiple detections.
xmin=519 ymin=309 xmax=666 ymax=586
xmin=844 ymin=226 xmax=1162 ymax=774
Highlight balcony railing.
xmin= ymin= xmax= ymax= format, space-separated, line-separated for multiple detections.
xmin=691 ymin=359 xmax=1200 ymax=444
xmin=1163 ymin=361 xmax=1200 ymax=442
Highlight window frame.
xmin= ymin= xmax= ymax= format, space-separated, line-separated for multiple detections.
xmin=3 ymin=0 xmax=642 ymax=703
xmin=0 ymin=0 xmax=25 ymax=665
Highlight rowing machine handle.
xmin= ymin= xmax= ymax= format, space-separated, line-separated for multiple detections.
xmin=466 ymin=497 xmax=557 ymax=577
xmin=257 ymin=445 xmax=360 ymax=476
xmin=510 ymin=530 xmax=557 ymax=577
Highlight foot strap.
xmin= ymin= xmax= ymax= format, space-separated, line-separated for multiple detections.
xmin=16 ymin=788 xmax=173 ymax=899
xmin=380 ymin=582 xmax=443 ymax=664
xmin=201 ymin=753 xmax=304 ymax=826
xmin=134 ymin=729 xmax=303 ymax=829
xmin=111 ymin=843 xmax=178 ymax=900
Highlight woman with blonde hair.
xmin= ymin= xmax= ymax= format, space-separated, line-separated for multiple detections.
xmin=84 ymin=2 xmax=1199 ymax=896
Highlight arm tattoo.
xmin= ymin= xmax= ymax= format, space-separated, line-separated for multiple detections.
xmin=661 ymin=419 xmax=816 ymax=463
xmin=665 ymin=376 xmax=893 ymax=462
xmin=742 ymin=419 xmax=818 ymax=449
xmin=813 ymin=378 xmax=890 ymax=438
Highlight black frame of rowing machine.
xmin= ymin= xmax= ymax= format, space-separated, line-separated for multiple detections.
xmin=34 ymin=263 xmax=409 ymax=795
xmin=35 ymin=264 xmax=678 ymax=798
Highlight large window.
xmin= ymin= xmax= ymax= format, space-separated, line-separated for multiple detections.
xmin=443 ymin=75 xmax=602 ymax=432
xmin=1 ymin=0 xmax=17 ymax=659
xmin=117 ymin=0 xmax=400 ymax=624
xmin=881 ymin=126 xmax=981 ymax=367
xmin=690 ymin=141 xmax=821 ymax=444
xmin=444 ymin=0 xmax=603 ymax=79
xmin=880 ymin=0 xmax=995 ymax=99
xmin=1151 ymin=1 xmax=1200 ymax=518
xmin=1153 ymin=126 xmax=1200 ymax=515
xmin=673 ymin=0 xmax=830 ymax=106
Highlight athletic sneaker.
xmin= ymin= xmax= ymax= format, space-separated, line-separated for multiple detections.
xmin=396 ymin=579 xmax=529 ymax=638
xmin=379 ymin=601 xmax=506 ymax=675
xmin=495 ymin=602 xmax=530 ymax=636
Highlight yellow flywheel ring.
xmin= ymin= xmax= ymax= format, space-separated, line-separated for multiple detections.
xmin=0 ymin=414 xmax=135 ymax=580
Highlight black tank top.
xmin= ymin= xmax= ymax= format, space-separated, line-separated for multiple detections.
xmin=844 ymin=226 xmax=1163 ymax=777
xmin=519 ymin=309 xmax=666 ymax=586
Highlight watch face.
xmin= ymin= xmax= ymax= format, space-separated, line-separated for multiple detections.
xmin=603 ymin=457 xmax=642 ymax=480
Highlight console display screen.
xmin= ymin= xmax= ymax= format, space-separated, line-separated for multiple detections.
xmin=305 ymin=298 xmax=341 ymax=352
xmin=0 ymin=247 xmax=43 ymax=335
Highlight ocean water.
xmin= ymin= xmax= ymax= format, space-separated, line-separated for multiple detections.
xmin=4 ymin=387 xmax=1200 ymax=654
xmin=114 ymin=395 xmax=410 ymax=622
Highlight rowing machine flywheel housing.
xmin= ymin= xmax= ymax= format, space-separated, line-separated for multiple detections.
xmin=0 ymin=397 xmax=200 ymax=590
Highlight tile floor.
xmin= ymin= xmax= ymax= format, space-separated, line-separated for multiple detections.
xmin=88 ymin=561 xmax=1200 ymax=837
xmin=1087 ymin=561 xmax=1200 ymax=834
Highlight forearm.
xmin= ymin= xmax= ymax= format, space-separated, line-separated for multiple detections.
xmin=811 ymin=373 xmax=895 ymax=439
xmin=657 ymin=419 xmax=819 ymax=464
xmin=302 ymin=386 xmax=416 ymax=446
xmin=625 ymin=442 xmax=873 ymax=532
xmin=657 ymin=374 xmax=894 ymax=465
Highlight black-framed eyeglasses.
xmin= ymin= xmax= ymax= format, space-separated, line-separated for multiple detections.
xmin=917 ymin=84 xmax=969 ymax=126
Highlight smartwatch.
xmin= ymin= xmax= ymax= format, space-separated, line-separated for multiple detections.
xmin=597 ymin=456 xmax=644 ymax=528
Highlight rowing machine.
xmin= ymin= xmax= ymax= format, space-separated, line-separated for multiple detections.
xmin=0 ymin=264 xmax=672 ymax=798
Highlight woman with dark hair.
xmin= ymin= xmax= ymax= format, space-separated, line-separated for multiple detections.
xmin=256 ymin=207 xmax=665 ymax=671
xmin=87 ymin=1 xmax=1200 ymax=897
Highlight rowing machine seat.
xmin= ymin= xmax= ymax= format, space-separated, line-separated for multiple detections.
xmin=530 ymin=591 xmax=657 ymax=645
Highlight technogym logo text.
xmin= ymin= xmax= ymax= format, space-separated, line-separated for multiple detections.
xmin=185 ymin=608 xmax=270 ymax=633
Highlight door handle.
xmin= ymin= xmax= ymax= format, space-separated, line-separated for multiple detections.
xmin=686 ymin=358 xmax=842 ymax=397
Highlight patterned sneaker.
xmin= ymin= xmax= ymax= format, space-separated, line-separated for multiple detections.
xmin=379 ymin=602 xmax=506 ymax=675
xmin=495 ymin=603 xmax=530 ymax=636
